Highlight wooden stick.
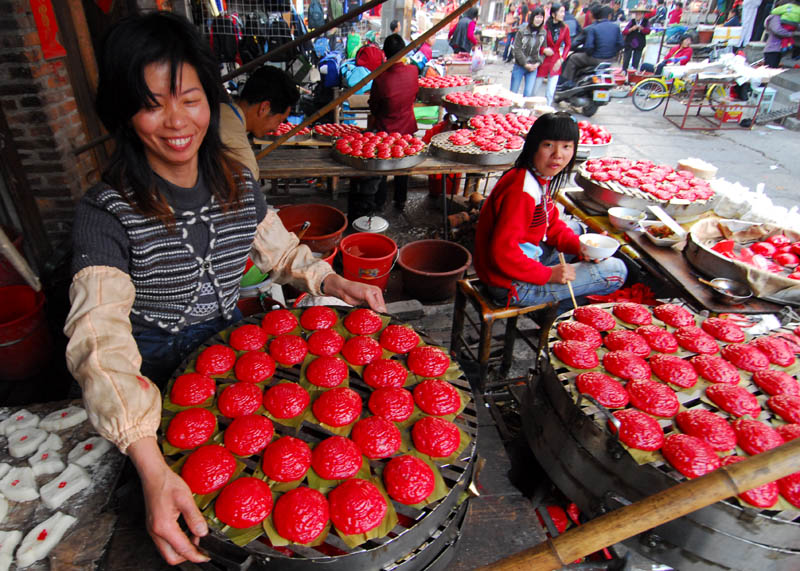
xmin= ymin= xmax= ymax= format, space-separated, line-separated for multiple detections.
xmin=0 ymin=227 xmax=41 ymax=292
xmin=479 ymin=437 xmax=800 ymax=571
xmin=255 ymin=0 xmax=479 ymax=162
xmin=558 ymin=252 xmax=578 ymax=309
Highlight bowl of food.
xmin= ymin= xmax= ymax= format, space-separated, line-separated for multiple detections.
xmin=608 ymin=207 xmax=647 ymax=232
xmin=640 ymin=220 xmax=683 ymax=247
xmin=579 ymin=233 xmax=619 ymax=261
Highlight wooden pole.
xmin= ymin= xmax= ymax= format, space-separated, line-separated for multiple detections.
xmin=220 ymin=0 xmax=391 ymax=82
xmin=66 ymin=0 xmax=99 ymax=94
xmin=256 ymin=0 xmax=479 ymax=161
xmin=478 ymin=437 xmax=800 ymax=571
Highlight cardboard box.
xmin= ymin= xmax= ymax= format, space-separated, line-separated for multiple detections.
xmin=715 ymin=104 xmax=744 ymax=122
xmin=712 ymin=26 xmax=742 ymax=46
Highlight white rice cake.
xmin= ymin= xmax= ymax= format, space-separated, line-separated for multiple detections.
xmin=67 ymin=436 xmax=112 ymax=467
xmin=15 ymin=511 xmax=76 ymax=568
xmin=0 ymin=464 xmax=9 ymax=481
xmin=0 ymin=494 xmax=7 ymax=524
xmin=28 ymin=450 xmax=65 ymax=478
xmin=0 ymin=530 xmax=22 ymax=571
xmin=0 ymin=410 xmax=39 ymax=436
xmin=39 ymin=406 xmax=87 ymax=432
xmin=40 ymin=464 xmax=90 ymax=510
xmin=8 ymin=428 xmax=48 ymax=459
xmin=0 ymin=467 xmax=38 ymax=502
xmin=36 ymin=432 xmax=62 ymax=454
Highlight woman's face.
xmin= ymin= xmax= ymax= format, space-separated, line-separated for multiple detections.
xmin=554 ymin=6 xmax=566 ymax=21
xmin=533 ymin=13 xmax=545 ymax=26
xmin=681 ymin=37 xmax=691 ymax=47
xmin=533 ymin=139 xmax=574 ymax=177
xmin=130 ymin=62 xmax=210 ymax=184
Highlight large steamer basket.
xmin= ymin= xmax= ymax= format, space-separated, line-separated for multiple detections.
xmin=417 ymin=83 xmax=475 ymax=105
xmin=330 ymin=148 xmax=428 ymax=171
xmin=574 ymin=171 xmax=718 ymax=222
xmin=165 ymin=314 xmax=478 ymax=571
xmin=442 ymin=100 xmax=513 ymax=120
xmin=517 ymin=307 xmax=800 ymax=571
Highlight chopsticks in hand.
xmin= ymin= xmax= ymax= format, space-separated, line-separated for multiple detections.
xmin=558 ymin=252 xmax=578 ymax=310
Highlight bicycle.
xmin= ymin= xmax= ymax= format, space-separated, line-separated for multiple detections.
xmin=630 ymin=73 xmax=728 ymax=111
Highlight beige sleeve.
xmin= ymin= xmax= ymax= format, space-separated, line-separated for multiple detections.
xmin=219 ymin=103 xmax=260 ymax=179
xmin=63 ymin=266 xmax=161 ymax=454
xmin=250 ymin=209 xmax=335 ymax=295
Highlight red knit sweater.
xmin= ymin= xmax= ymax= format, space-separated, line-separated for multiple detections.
xmin=474 ymin=168 xmax=581 ymax=289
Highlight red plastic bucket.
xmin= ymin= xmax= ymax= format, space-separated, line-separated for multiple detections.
xmin=428 ymin=173 xmax=461 ymax=196
xmin=0 ymin=285 xmax=52 ymax=380
xmin=340 ymin=233 xmax=397 ymax=291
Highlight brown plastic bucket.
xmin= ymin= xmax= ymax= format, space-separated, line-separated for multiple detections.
xmin=276 ymin=204 xmax=348 ymax=253
xmin=0 ymin=285 xmax=52 ymax=380
xmin=397 ymin=239 xmax=472 ymax=302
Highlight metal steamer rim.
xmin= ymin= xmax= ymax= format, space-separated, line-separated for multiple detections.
xmin=429 ymin=132 xmax=521 ymax=167
xmin=160 ymin=312 xmax=478 ymax=570
xmin=330 ymin=147 xmax=428 ymax=172
xmin=545 ymin=302 xmax=800 ymax=526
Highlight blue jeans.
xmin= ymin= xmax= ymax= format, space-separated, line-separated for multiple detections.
xmin=510 ymin=64 xmax=540 ymax=96
xmin=543 ymin=74 xmax=559 ymax=105
xmin=489 ymin=220 xmax=628 ymax=313
xmin=134 ymin=308 xmax=243 ymax=388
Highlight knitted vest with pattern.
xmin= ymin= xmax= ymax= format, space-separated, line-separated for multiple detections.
xmin=92 ymin=181 xmax=258 ymax=334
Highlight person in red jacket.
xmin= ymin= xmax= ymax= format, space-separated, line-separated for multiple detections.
xmin=474 ymin=112 xmax=627 ymax=310
xmin=348 ymin=34 xmax=419 ymax=219
xmin=655 ymin=34 xmax=692 ymax=75
xmin=538 ymin=3 xmax=572 ymax=105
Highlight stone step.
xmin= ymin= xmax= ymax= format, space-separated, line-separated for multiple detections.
xmin=771 ymin=68 xmax=800 ymax=92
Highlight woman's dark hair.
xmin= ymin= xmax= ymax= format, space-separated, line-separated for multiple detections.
xmin=514 ymin=112 xmax=579 ymax=192
xmin=95 ymin=11 xmax=242 ymax=223
xmin=548 ymin=3 xmax=565 ymax=37
xmin=528 ymin=7 xmax=546 ymax=30
xmin=466 ymin=7 xmax=479 ymax=19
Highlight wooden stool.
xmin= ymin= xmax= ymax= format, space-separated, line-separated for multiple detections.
xmin=450 ymin=278 xmax=555 ymax=392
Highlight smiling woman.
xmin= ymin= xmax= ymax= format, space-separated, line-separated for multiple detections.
xmin=63 ymin=11 xmax=386 ymax=567
xmin=473 ymin=112 xmax=627 ymax=311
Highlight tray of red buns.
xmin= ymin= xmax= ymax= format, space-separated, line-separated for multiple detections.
xmin=430 ymin=129 xmax=523 ymax=166
xmin=442 ymin=91 xmax=513 ymax=119
xmin=417 ymin=75 xmax=475 ymax=104
xmin=261 ymin=122 xmax=312 ymax=143
xmin=312 ymin=123 xmax=364 ymax=142
xmin=331 ymin=132 xmax=427 ymax=171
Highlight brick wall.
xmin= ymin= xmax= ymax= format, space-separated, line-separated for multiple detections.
xmin=0 ymin=0 xmax=99 ymax=249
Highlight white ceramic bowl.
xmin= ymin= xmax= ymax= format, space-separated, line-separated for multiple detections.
xmin=579 ymin=233 xmax=619 ymax=260
xmin=607 ymin=207 xmax=647 ymax=232
xmin=640 ymin=220 xmax=683 ymax=247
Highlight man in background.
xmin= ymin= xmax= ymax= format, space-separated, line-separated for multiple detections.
xmin=559 ymin=6 xmax=622 ymax=87
xmin=220 ymin=65 xmax=300 ymax=179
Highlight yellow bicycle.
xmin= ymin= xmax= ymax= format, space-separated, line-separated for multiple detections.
xmin=631 ymin=75 xmax=728 ymax=112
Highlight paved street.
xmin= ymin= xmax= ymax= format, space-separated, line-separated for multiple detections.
xmin=479 ymin=60 xmax=798 ymax=209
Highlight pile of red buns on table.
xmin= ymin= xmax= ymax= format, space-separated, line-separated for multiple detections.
xmin=334 ymin=131 xmax=426 ymax=160
xmin=552 ymin=301 xmax=800 ymax=510
xmin=163 ymin=307 xmax=468 ymax=545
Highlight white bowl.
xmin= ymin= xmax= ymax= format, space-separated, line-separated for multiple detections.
xmin=640 ymin=220 xmax=683 ymax=247
xmin=579 ymin=233 xmax=619 ymax=260
xmin=607 ymin=207 xmax=646 ymax=232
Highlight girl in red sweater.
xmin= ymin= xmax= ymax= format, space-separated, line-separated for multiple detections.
xmin=474 ymin=112 xmax=627 ymax=310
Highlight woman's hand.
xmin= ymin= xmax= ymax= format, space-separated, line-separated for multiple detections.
xmin=543 ymin=47 xmax=555 ymax=56
xmin=553 ymin=58 xmax=562 ymax=73
xmin=548 ymin=263 xmax=576 ymax=284
xmin=524 ymin=63 xmax=539 ymax=71
xmin=322 ymin=274 xmax=387 ymax=313
xmin=127 ymin=438 xmax=209 ymax=565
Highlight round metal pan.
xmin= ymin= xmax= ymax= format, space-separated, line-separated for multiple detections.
xmin=312 ymin=130 xmax=361 ymax=142
xmin=429 ymin=132 xmax=520 ymax=166
xmin=575 ymin=171 xmax=718 ymax=222
xmin=417 ymin=83 xmax=474 ymax=105
xmin=443 ymin=100 xmax=513 ymax=119
xmin=331 ymin=148 xmax=427 ymax=171
xmin=260 ymin=131 xmax=313 ymax=144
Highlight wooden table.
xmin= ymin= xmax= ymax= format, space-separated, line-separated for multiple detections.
xmin=556 ymin=188 xmax=782 ymax=314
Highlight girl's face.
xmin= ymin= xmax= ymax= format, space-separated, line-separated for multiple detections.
xmin=554 ymin=6 xmax=566 ymax=20
xmin=533 ymin=13 xmax=545 ymax=26
xmin=130 ymin=61 xmax=210 ymax=184
xmin=681 ymin=37 xmax=691 ymax=47
xmin=533 ymin=139 xmax=574 ymax=177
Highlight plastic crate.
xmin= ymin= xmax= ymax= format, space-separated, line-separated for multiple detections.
xmin=749 ymin=85 xmax=776 ymax=114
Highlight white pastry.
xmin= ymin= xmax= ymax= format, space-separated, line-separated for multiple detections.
xmin=28 ymin=450 xmax=65 ymax=477
xmin=15 ymin=511 xmax=76 ymax=568
xmin=0 ymin=467 xmax=38 ymax=502
xmin=0 ymin=494 xmax=7 ymax=524
xmin=0 ymin=530 xmax=22 ymax=571
xmin=0 ymin=464 xmax=10 ymax=480
xmin=39 ymin=406 xmax=88 ymax=432
xmin=67 ymin=436 xmax=112 ymax=468
xmin=0 ymin=410 xmax=39 ymax=436
xmin=8 ymin=428 xmax=48 ymax=459
xmin=40 ymin=464 xmax=90 ymax=510
xmin=36 ymin=432 xmax=62 ymax=454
